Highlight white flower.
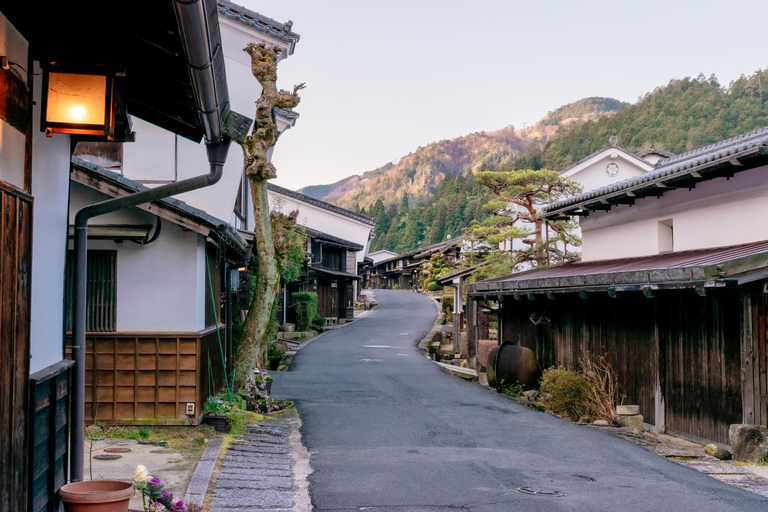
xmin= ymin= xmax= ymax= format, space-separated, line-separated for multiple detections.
xmin=133 ymin=465 xmax=150 ymax=482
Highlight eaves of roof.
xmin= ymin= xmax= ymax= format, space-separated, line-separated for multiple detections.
xmin=542 ymin=126 xmax=768 ymax=220
xmin=217 ymin=0 xmax=300 ymax=53
xmin=305 ymin=227 xmax=363 ymax=251
xmin=310 ymin=267 xmax=361 ymax=280
xmin=267 ymin=183 xmax=376 ymax=227
xmin=71 ymin=157 xmax=249 ymax=260
xmin=375 ymin=237 xmax=466 ymax=267
xmin=468 ymin=239 xmax=768 ymax=297
xmin=436 ymin=262 xmax=489 ymax=285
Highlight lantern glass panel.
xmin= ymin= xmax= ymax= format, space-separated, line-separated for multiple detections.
xmin=46 ymin=72 xmax=106 ymax=126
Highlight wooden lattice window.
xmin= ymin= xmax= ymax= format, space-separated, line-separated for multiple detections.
xmin=65 ymin=250 xmax=117 ymax=332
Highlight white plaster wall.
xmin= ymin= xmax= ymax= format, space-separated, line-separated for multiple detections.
xmin=0 ymin=13 xmax=27 ymax=190
xmin=68 ymin=184 xmax=203 ymax=332
xmin=269 ymin=190 xmax=374 ymax=263
xmin=121 ymin=17 xmax=294 ymax=226
xmin=369 ymin=250 xmax=398 ymax=264
xmin=28 ymin=63 xmax=73 ymax=373
xmin=580 ymin=164 xmax=768 ymax=261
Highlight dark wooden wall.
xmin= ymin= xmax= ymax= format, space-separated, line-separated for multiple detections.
xmin=743 ymin=291 xmax=768 ymax=428
xmin=0 ymin=183 xmax=33 ymax=512
xmin=499 ymin=291 xmax=746 ymax=444
xmin=500 ymin=293 xmax=657 ymax=425
xmin=28 ymin=361 xmax=74 ymax=512
xmin=65 ymin=326 xmax=225 ymax=424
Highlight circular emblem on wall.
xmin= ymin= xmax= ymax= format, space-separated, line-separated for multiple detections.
xmin=606 ymin=163 xmax=619 ymax=177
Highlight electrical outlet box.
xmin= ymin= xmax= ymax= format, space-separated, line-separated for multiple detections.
xmin=186 ymin=402 xmax=195 ymax=416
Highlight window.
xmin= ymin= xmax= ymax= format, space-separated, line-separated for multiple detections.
xmin=658 ymin=219 xmax=674 ymax=253
xmin=64 ymin=250 xmax=117 ymax=332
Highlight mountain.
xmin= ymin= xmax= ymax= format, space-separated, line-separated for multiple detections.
xmin=299 ymin=97 xmax=629 ymax=211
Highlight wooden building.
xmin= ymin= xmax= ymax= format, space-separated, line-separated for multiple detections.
xmin=285 ymin=228 xmax=363 ymax=324
xmin=468 ymin=127 xmax=768 ymax=445
xmin=0 ymin=0 xmax=242 ymax=508
xmin=369 ymin=238 xmax=464 ymax=290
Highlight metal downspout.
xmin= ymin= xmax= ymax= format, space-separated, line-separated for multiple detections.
xmin=70 ymin=0 xmax=230 ymax=482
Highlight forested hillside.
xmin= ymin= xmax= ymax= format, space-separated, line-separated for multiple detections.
xmin=540 ymin=71 xmax=768 ymax=169
xmin=366 ymin=171 xmax=493 ymax=253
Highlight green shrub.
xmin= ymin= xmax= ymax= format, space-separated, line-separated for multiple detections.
xmin=292 ymin=291 xmax=318 ymax=331
xmin=499 ymin=380 xmax=524 ymax=398
xmin=137 ymin=427 xmax=151 ymax=439
xmin=426 ymin=281 xmax=441 ymax=292
xmin=539 ymin=366 xmax=591 ymax=421
xmin=311 ymin=316 xmax=325 ymax=332
xmin=441 ymin=295 xmax=454 ymax=315
xmin=393 ymin=284 xmax=401 ymax=290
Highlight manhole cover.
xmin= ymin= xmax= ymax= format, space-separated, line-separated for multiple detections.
xmin=516 ymin=487 xmax=565 ymax=497
xmin=150 ymin=449 xmax=175 ymax=454
xmin=93 ymin=454 xmax=122 ymax=461
xmin=104 ymin=447 xmax=131 ymax=453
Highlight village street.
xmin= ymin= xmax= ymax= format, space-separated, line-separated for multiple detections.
xmin=272 ymin=290 xmax=767 ymax=512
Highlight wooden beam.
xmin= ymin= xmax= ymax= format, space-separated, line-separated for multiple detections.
xmin=584 ymin=203 xmax=611 ymax=211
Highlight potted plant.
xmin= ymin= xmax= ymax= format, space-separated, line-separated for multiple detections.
xmin=254 ymin=370 xmax=274 ymax=393
xmin=203 ymin=396 xmax=231 ymax=433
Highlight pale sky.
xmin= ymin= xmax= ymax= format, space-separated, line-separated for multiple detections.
xmin=242 ymin=0 xmax=768 ymax=191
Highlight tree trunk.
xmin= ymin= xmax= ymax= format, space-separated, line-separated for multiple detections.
xmin=233 ymin=179 xmax=279 ymax=388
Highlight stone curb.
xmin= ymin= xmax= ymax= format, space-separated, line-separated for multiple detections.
xmin=417 ymin=296 xmax=442 ymax=351
xmin=183 ymin=438 xmax=222 ymax=509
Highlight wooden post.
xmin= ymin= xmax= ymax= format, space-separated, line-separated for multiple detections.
xmin=452 ymin=278 xmax=461 ymax=353
xmin=741 ymin=293 xmax=755 ymax=425
xmin=653 ymin=302 xmax=666 ymax=434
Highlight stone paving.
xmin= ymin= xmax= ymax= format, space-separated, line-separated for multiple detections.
xmin=210 ymin=421 xmax=296 ymax=512
xmin=586 ymin=424 xmax=768 ymax=498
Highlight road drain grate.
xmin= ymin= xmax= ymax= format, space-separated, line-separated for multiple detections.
xmin=104 ymin=447 xmax=131 ymax=453
xmin=516 ymin=487 xmax=565 ymax=497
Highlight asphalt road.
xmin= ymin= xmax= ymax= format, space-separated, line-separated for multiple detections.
xmin=272 ymin=290 xmax=767 ymax=511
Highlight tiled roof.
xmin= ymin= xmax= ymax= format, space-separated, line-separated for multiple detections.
xmin=267 ymin=183 xmax=376 ymax=226
xmin=470 ymin=239 xmax=768 ymax=295
xmin=275 ymin=108 xmax=300 ymax=120
xmin=217 ymin=0 xmax=300 ymax=51
xmin=436 ymin=261 xmax=488 ymax=284
xmin=543 ymin=126 xmax=768 ymax=218
xmin=635 ymin=148 xmax=676 ymax=159
xmin=376 ymin=237 xmax=465 ymax=266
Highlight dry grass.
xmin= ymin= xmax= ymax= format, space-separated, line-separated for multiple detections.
xmin=579 ymin=354 xmax=624 ymax=422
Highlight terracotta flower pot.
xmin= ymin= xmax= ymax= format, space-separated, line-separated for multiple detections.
xmin=58 ymin=480 xmax=134 ymax=512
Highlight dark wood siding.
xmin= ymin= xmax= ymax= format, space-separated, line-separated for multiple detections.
xmin=0 ymin=182 xmax=32 ymax=512
xmin=499 ymin=291 xmax=745 ymax=444
xmin=28 ymin=361 xmax=74 ymax=512
xmin=743 ymin=291 xmax=768 ymax=428
xmin=500 ymin=294 xmax=656 ymax=425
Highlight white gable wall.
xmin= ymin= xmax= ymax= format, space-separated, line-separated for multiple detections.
xmin=562 ymin=148 xmax=654 ymax=194
xmin=580 ymin=164 xmax=768 ymax=261
xmin=269 ymin=190 xmax=373 ymax=263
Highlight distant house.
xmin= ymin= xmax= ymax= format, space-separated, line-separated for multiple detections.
xmin=368 ymin=249 xmax=400 ymax=264
xmin=267 ymin=184 xmax=376 ymax=305
xmin=282 ymin=228 xmax=364 ymax=325
xmin=467 ymin=126 xmax=768 ymax=445
xmin=369 ymin=238 xmax=464 ymax=289
xmin=0 ymin=1 xmax=242 ymax=507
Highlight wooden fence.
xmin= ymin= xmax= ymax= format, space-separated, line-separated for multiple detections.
xmin=66 ymin=325 xmax=226 ymax=425
xmin=28 ymin=361 xmax=74 ymax=512
xmin=0 ymin=182 xmax=33 ymax=512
